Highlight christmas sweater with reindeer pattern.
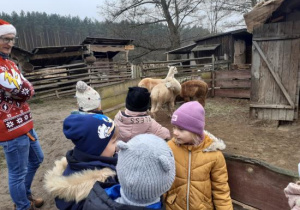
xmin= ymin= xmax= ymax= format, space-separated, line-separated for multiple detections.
xmin=0 ymin=56 xmax=34 ymax=141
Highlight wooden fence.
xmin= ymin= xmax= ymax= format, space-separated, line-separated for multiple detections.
xmin=25 ymin=55 xmax=251 ymax=99
xmin=25 ymin=61 xmax=132 ymax=99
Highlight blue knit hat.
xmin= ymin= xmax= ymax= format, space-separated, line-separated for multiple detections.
xmin=63 ymin=114 xmax=115 ymax=156
xmin=116 ymin=134 xmax=175 ymax=206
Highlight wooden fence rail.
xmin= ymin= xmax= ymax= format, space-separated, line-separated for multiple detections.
xmin=25 ymin=56 xmax=251 ymax=99
xmin=25 ymin=61 xmax=132 ymax=99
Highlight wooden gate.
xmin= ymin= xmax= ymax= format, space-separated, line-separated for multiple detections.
xmin=250 ymin=21 xmax=300 ymax=121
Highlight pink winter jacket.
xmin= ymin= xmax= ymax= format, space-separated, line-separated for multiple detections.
xmin=114 ymin=109 xmax=171 ymax=142
xmin=284 ymin=182 xmax=300 ymax=210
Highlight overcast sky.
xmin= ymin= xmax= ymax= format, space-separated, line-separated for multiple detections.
xmin=2 ymin=0 xmax=105 ymax=21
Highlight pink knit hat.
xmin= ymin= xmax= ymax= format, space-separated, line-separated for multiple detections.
xmin=0 ymin=19 xmax=16 ymax=36
xmin=171 ymin=101 xmax=205 ymax=139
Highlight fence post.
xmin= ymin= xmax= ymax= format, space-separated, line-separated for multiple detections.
xmin=88 ymin=65 xmax=92 ymax=87
xmin=211 ymin=54 xmax=215 ymax=97
xmin=140 ymin=63 xmax=144 ymax=78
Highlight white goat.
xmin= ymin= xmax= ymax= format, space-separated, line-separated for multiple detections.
xmin=150 ymin=77 xmax=181 ymax=119
xmin=138 ymin=66 xmax=178 ymax=93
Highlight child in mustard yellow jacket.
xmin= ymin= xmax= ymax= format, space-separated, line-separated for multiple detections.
xmin=165 ymin=101 xmax=233 ymax=210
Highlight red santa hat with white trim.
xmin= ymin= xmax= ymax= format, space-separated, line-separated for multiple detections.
xmin=0 ymin=19 xmax=16 ymax=36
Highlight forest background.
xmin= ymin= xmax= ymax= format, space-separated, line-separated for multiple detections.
xmin=0 ymin=0 xmax=261 ymax=63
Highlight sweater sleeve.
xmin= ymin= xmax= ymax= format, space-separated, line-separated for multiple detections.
xmin=150 ymin=118 xmax=171 ymax=140
xmin=211 ymin=151 xmax=233 ymax=210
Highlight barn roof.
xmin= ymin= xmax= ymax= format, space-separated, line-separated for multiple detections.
xmin=31 ymin=45 xmax=85 ymax=54
xmin=82 ymin=37 xmax=133 ymax=45
xmin=244 ymin=0 xmax=300 ymax=33
xmin=12 ymin=46 xmax=33 ymax=56
xmin=166 ymin=29 xmax=249 ymax=55
xmin=165 ymin=43 xmax=197 ymax=54
xmin=194 ymin=28 xmax=249 ymax=42
xmin=28 ymin=45 xmax=87 ymax=68
xmin=191 ymin=44 xmax=220 ymax=52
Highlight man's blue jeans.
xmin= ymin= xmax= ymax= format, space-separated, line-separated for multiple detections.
xmin=0 ymin=129 xmax=44 ymax=210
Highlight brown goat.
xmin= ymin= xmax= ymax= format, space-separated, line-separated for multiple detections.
xmin=180 ymin=80 xmax=208 ymax=107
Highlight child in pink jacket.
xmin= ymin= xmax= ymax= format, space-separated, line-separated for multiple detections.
xmin=114 ymin=87 xmax=170 ymax=142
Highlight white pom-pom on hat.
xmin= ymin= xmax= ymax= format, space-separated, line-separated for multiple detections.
xmin=76 ymin=80 xmax=88 ymax=93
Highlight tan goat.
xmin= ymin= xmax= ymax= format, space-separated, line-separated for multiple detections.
xmin=180 ymin=80 xmax=209 ymax=107
xmin=138 ymin=66 xmax=178 ymax=93
xmin=150 ymin=77 xmax=181 ymax=119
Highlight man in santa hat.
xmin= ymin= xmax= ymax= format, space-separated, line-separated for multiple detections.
xmin=0 ymin=19 xmax=44 ymax=210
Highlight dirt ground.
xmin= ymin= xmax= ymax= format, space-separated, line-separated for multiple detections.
xmin=0 ymin=96 xmax=299 ymax=210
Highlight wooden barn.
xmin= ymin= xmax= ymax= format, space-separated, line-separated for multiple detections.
xmin=244 ymin=0 xmax=300 ymax=122
xmin=11 ymin=45 xmax=88 ymax=71
xmin=10 ymin=37 xmax=134 ymax=98
xmin=194 ymin=29 xmax=253 ymax=65
xmin=166 ymin=29 xmax=253 ymax=66
xmin=11 ymin=37 xmax=134 ymax=71
xmin=82 ymin=37 xmax=134 ymax=63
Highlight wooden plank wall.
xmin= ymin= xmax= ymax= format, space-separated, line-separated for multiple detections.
xmin=195 ymin=34 xmax=234 ymax=62
xmin=250 ymin=20 xmax=300 ymax=121
xmin=25 ymin=61 xmax=132 ymax=99
xmin=213 ymin=70 xmax=251 ymax=98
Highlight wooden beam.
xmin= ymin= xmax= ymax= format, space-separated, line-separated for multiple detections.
xmin=30 ymin=51 xmax=83 ymax=60
xmin=253 ymin=35 xmax=300 ymax=41
xmin=89 ymin=45 xmax=125 ymax=52
xmin=249 ymin=104 xmax=294 ymax=109
xmin=142 ymin=57 xmax=213 ymax=64
xmin=252 ymin=41 xmax=295 ymax=108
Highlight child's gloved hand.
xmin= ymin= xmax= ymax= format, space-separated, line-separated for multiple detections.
xmin=10 ymin=80 xmax=34 ymax=101
xmin=284 ymin=181 xmax=300 ymax=210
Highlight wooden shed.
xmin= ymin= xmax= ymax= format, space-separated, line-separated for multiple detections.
xmin=244 ymin=0 xmax=300 ymax=122
xmin=9 ymin=37 xmax=135 ymax=98
xmin=82 ymin=37 xmax=134 ymax=62
xmin=165 ymin=29 xmax=252 ymax=66
xmin=193 ymin=29 xmax=253 ymax=65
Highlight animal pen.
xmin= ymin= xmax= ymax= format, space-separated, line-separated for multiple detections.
xmin=15 ymin=37 xmax=134 ymax=99
xmin=139 ymin=56 xmax=251 ymax=99
xmin=23 ymin=61 xmax=132 ymax=99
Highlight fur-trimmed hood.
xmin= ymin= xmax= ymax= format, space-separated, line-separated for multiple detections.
xmin=203 ymin=130 xmax=226 ymax=152
xmin=171 ymin=130 xmax=226 ymax=152
xmin=44 ymin=157 xmax=116 ymax=203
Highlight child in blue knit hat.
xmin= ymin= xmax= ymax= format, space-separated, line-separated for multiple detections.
xmin=44 ymin=113 xmax=119 ymax=210
xmin=83 ymin=134 xmax=175 ymax=210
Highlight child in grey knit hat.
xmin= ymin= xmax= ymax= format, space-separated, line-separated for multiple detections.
xmin=83 ymin=134 xmax=176 ymax=210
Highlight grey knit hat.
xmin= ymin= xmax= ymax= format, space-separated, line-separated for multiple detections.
xmin=116 ymin=134 xmax=175 ymax=206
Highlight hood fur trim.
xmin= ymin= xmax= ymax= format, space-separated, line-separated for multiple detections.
xmin=44 ymin=157 xmax=116 ymax=203
xmin=203 ymin=130 xmax=226 ymax=152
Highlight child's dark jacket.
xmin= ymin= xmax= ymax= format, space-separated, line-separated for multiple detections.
xmin=44 ymin=148 xmax=118 ymax=210
xmin=83 ymin=181 xmax=166 ymax=210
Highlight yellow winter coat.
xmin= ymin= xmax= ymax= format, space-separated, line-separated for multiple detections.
xmin=165 ymin=131 xmax=233 ymax=210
